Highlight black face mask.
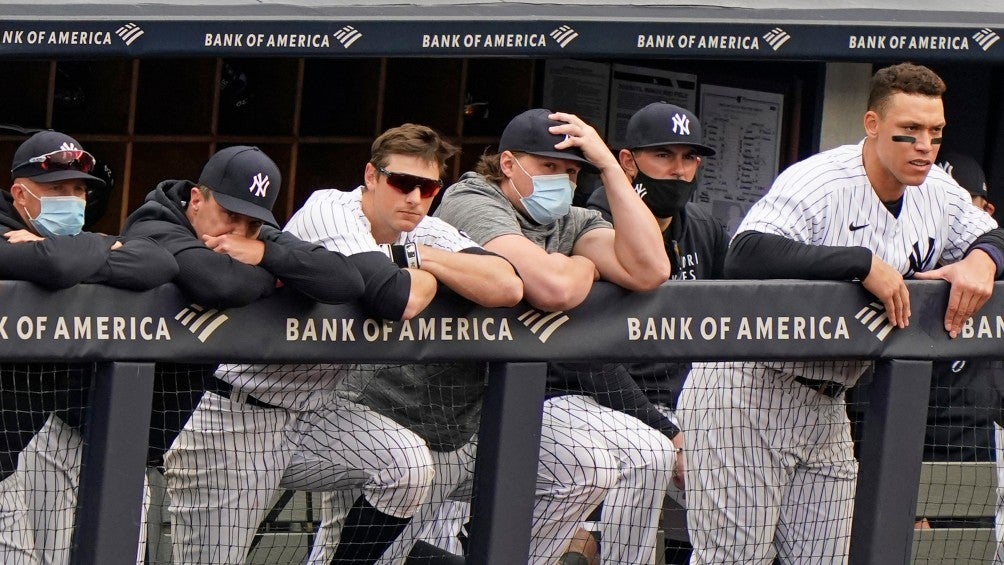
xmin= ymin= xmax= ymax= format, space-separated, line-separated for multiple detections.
xmin=633 ymin=168 xmax=701 ymax=218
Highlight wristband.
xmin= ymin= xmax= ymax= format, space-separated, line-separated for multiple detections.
xmin=971 ymin=243 xmax=1004 ymax=279
xmin=378 ymin=242 xmax=421 ymax=269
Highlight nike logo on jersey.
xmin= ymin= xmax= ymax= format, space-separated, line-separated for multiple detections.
xmin=848 ymin=223 xmax=869 ymax=231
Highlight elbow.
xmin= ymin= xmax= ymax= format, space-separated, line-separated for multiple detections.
xmin=39 ymin=263 xmax=88 ymax=290
xmin=528 ymin=286 xmax=585 ymax=312
xmin=622 ymin=265 xmax=670 ymax=292
xmin=485 ymin=278 xmax=524 ymax=308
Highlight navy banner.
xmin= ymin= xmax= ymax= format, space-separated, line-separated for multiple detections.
xmin=0 ymin=19 xmax=999 ymax=61
xmin=0 ymin=280 xmax=1000 ymax=363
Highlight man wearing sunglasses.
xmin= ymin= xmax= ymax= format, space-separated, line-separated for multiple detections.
xmin=116 ymin=145 xmax=365 ymax=565
xmin=0 ymin=130 xmax=179 ymax=563
xmin=282 ymin=123 xmax=522 ymax=565
xmin=434 ymin=108 xmax=673 ymax=564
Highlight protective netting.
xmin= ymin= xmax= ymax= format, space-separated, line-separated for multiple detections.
xmin=850 ymin=361 xmax=1004 ymax=564
xmin=3 ymin=359 xmax=1003 ymax=564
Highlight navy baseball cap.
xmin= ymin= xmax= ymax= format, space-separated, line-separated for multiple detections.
xmin=198 ymin=146 xmax=280 ymax=227
xmin=625 ymin=102 xmax=716 ymax=156
xmin=499 ymin=108 xmax=598 ymax=173
xmin=10 ymin=130 xmax=105 ymax=187
xmin=937 ymin=152 xmax=988 ymax=199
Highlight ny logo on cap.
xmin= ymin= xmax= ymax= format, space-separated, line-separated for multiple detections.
xmin=249 ymin=173 xmax=270 ymax=198
xmin=671 ymin=113 xmax=690 ymax=136
xmin=59 ymin=142 xmax=78 ymax=151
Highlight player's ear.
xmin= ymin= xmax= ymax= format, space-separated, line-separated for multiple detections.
xmin=618 ymin=149 xmax=637 ymax=178
xmin=499 ymin=151 xmax=516 ymax=179
xmin=363 ymin=162 xmax=378 ymax=189
xmin=863 ymin=110 xmax=880 ymax=138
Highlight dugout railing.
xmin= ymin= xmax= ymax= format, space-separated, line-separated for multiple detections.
xmin=3 ymin=279 xmax=1002 ymax=565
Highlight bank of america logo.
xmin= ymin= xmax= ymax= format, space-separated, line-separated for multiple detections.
xmin=115 ymin=23 xmax=144 ymax=46
xmin=334 ymin=25 xmax=363 ymax=48
xmin=973 ymin=28 xmax=1000 ymax=51
xmin=518 ymin=308 xmax=570 ymax=343
xmin=854 ymin=302 xmax=895 ymax=341
xmin=550 ymin=25 xmax=579 ymax=48
xmin=175 ymin=305 xmax=229 ymax=343
xmin=762 ymin=27 xmax=791 ymax=51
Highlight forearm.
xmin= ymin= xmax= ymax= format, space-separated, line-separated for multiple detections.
xmin=417 ymin=246 xmax=522 ymax=307
xmin=520 ymin=253 xmax=595 ymax=311
xmin=402 ymin=268 xmax=437 ymax=319
xmin=726 ymin=230 xmax=872 ymax=280
xmin=259 ymin=236 xmax=365 ymax=304
xmin=602 ymin=173 xmax=672 ymax=287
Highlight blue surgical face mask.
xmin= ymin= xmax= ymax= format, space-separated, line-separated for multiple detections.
xmin=511 ymin=157 xmax=575 ymax=225
xmin=19 ymin=184 xmax=86 ymax=237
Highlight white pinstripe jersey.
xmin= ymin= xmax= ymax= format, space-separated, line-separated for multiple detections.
xmin=285 ymin=186 xmax=480 ymax=255
xmin=730 ymin=141 xmax=998 ymax=385
xmin=217 ymin=187 xmax=480 ymax=410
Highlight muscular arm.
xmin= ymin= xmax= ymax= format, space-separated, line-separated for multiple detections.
xmin=485 ymin=233 xmax=595 ymax=311
xmin=549 ymin=112 xmax=670 ymax=290
xmin=417 ymin=246 xmax=522 ymax=308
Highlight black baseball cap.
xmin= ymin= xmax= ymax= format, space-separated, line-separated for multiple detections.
xmin=625 ymin=102 xmax=716 ymax=156
xmin=10 ymin=130 xmax=105 ymax=187
xmin=499 ymin=108 xmax=598 ymax=173
xmin=937 ymin=151 xmax=988 ymax=199
xmin=198 ymin=146 xmax=280 ymax=227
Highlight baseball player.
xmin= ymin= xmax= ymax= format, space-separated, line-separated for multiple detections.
xmin=162 ymin=124 xmax=519 ymax=565
xmin=435 ymin=108 xmax=674 ymax=564
xmin=678 ymin=63 xmax=1004 ymax=564
xmin=582 ymin=101 xmax=728 ymax=562
xmin=0 ymin=130 xmax=178 ymax=564
xmin=121 ymin=145 xmax=366 ymax=565
xmin=282 ymin=123 xmax=521 ymax=565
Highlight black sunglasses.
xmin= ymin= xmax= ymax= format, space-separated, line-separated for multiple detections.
xmin=375 ymin=165 xmax=443 ymax=198
xmin=13 ymin=149 xmax=96 ymax=174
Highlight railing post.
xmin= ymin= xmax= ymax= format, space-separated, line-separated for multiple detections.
xmin=468 ymin=362 xmax=547 ymax=564
xmin=71 ymin=362 xmax=155 ymax=565
xmin=849 ymin=359 xmax=932 ymax=565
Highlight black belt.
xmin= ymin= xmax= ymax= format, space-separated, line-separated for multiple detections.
xmin=793 ymin=376 xmax=847 ymax=399
xmin=209 ymin=376 xmax=279 ymax=409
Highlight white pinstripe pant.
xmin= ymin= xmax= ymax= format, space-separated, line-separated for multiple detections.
xmin=164 ymin=392 xmax=434 ymax=565
xmin=537 ymin=394 xmax=675 ymax=565
xmin=679 ymin=363 xmax=857 ymax=565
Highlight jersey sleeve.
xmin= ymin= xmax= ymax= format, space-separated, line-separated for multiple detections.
xmin=0 ymin=230 xmax=115 ymax=289
xmin=82 ymin=236 xmax=180 ymax=290
xmin=435 ymin=184 xmax=525 ymax=246
xmin=940 ymin=186 xmax=1000 ymax=265
xmin=407 ymin=216 xmax=482 ymax=252
xmin=258 ymin=227 xmax=365 ymax=305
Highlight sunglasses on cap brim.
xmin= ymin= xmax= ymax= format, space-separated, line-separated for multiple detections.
xmin=375 ymin=165 xmax=443 ymax=198
xmin=13 ymin=149 xmax=96 ymax=175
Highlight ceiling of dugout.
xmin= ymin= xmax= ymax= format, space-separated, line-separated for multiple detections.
xmin=1 ymin=1 xmax=1003 ymax=60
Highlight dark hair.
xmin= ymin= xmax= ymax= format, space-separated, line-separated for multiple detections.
xmin=370 ymin=123 xmax=459 ymax=177
xmin=867 ymin=63 xmax=946 ymax=115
